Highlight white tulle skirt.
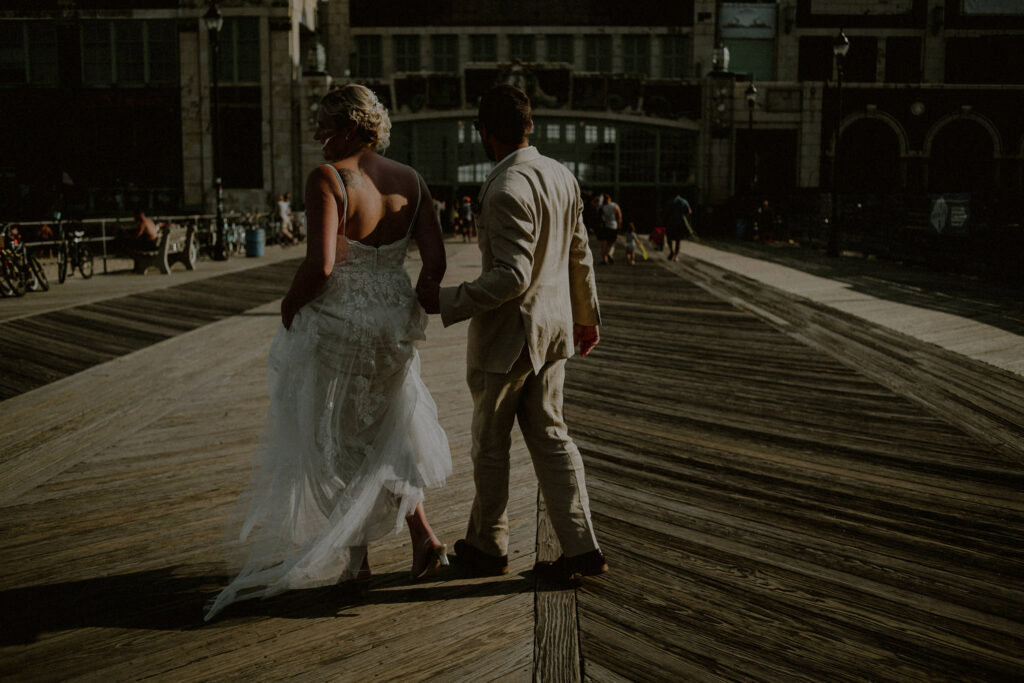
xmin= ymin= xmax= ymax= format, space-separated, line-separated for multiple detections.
xmin=204 ymin=284 xmax=451 ymax=621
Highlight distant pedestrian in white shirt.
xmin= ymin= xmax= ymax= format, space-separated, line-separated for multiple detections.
xmin=277 ymin=192 xmax=298 ymax=245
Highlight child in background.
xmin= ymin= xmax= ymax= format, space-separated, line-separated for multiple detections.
xmin=624 ymin=222 xmax=638 ymax=265
xmin=649 ymin=226 xmax=666 ymax=250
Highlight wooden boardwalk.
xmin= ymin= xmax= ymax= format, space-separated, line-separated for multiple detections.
xmin=1 ymin=239 xmax=1022 ymax=681
xmin=0 ymin=255 xmax=301 ymax=401
xmin=566 ymin=257 xmax=1023 ymax=681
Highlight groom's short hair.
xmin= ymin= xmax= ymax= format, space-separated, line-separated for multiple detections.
xmin=478 ymin=85 xmax=532 ymax=145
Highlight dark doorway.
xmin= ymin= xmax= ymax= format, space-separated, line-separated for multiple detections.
xmin=929 ymin=120 xmax=995 ymax=192
xmin=839 ymin=118 xmax=902 ymax=193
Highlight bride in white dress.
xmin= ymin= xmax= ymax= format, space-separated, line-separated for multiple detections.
xmin=205 ymin=84 xmax=451 ymax=621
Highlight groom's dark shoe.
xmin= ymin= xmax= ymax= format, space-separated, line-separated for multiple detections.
xmin=453 ymin=539 xmax=509 ymax=577
xmin=533 ymin=549 xmax=608 ymax=584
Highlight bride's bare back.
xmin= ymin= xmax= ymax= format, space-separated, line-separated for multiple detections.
xmin=281 ymin=131 xmax=444 ymax=331
xmin=330 ymin=154 xmax=421 ymax=248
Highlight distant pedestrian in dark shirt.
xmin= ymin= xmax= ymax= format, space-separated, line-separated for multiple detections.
xmin=756 ymin=199 xmax=775 ymax=243
xmin=665 ymin=192 xmax=692 ymax=262
xmin=457 ymin=196 xmax=476 ymax=241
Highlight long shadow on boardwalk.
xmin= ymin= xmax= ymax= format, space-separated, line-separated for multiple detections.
xmin=0 ymin=259 xmax=301 ymax=400
xmin=0 ymin=568 xmax=534 ymax=646
xmin=566 ymin=260 xmax=1024 ymax=681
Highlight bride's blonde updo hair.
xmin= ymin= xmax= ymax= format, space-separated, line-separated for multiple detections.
xmin=320 ymin=83 xmax=391 ymax=151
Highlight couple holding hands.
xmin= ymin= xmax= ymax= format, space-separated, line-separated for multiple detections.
xmin=205 ymin=83 xmax=606 ymax=621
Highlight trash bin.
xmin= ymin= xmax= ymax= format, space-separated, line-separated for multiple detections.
xmin=245 ymin=227 xmax=265 ymax=257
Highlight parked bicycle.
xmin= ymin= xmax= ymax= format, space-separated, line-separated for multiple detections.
xmin=225 ymin=216 xmax=246 ymax=256
xmin=0 ymin=224 xmax=48 ymax=297
xmin=0 ymin=226 xmax=26 ymax=297
xmin=57 ymin=221 xmax=95 ymax=283
xmin=196 ymin=217 xmax=237 ymax=260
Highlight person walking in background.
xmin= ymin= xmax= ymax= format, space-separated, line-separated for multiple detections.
xmin=756 ymin=199 xmax=775 ymax=243
xmin=597 ymin=192 xmax=622 ymax=265
xmin=433 ymin=197 xmax=448 ymax=234
xmin=417 ymin=84 xmax=607 ymax=584
xmin=276 ymin=192 xmax=299 ymax=245
xmin=665 ymin=191 xmax=692 ymax=262
xmin=582 ymin=190 xmax=600 ymax=235
xmin=458 ymin=195 xmax=475 ymax=241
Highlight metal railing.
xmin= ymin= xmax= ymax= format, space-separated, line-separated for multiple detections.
xmin=8 ymin=211 xmax=305 ymax=274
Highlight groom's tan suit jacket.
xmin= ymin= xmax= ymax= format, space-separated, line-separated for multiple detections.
xmin=439 ymin=146 xmax=600 ymax=371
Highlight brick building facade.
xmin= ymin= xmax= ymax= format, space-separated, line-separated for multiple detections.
xmin=2 ymin=0 xmax=1021 ymax=262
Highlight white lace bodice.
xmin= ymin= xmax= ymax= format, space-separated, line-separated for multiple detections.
xmin=308 ymin=234 xmax=422 ymax=345
xmin=301 ymin=163 xmax=425 ymax=346
xmin=329 ymin=235 xmax=414 ymax=292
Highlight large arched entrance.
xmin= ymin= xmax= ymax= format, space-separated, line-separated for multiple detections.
xmin=839 ymin=118 xmax=902 ymax=193
xmin=929 ymin=119 xmax=996 ymax=192
xmin=833 ymin=116 xmax=905 ymax=252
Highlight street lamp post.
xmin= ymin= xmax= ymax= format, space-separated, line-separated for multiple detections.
xmin=827 ymin=29 xmax=850 ymax=257
xmin=204 ymin=1 xmax=228 ymax=260
xmin=745 ymin=79 xmax=757 ymax=196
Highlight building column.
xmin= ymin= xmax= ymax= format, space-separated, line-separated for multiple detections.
xmin=692 ymin=0 xmax=717 ymax=78
xmin=299 ymin=74 xmax=333 ymax=179
xmin=323 ymin=0 xmax=352 ymax=78
xmin=268 ymin=18 xmax=296 ymax=203
xmin=798 ymin=82 xmax=822 ymax=190
xmin=179 ymin=20 xmax=207 ymax=210
xmin=921 ymin=5 xmax=945 ymax=84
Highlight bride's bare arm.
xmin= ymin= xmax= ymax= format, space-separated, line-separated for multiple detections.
xmin=412 ymin=175 xmax=446 ymax=314
xmin=281 ymin=166 xmax=342 ymax=329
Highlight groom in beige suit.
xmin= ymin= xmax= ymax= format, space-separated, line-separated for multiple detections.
xmin=418 ymin=85 xmax=607 ymax=582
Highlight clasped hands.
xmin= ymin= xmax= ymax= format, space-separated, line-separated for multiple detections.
xmin=416 ymin=275 xmax=441 ymax=314
xmin=416 ymin=275 xmax=599 ymax=357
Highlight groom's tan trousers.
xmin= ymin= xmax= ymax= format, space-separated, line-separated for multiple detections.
xmin=465 ymin=349 xmax=599 ymax=559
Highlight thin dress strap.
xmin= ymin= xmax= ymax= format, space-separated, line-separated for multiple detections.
xmin=324 ymin=164 xmax=349 ymax=236
xmin=407 ymin=169 xmax=422 ymax=236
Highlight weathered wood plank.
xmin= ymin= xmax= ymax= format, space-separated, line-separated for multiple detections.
xmin=0 ymin=258 xmax=302 ymax=401
xmin=534 ymin=490 xmax=581 ymax=683
xmin=570 ymin=251 xmax=1024 ymax=681
xmin=0 ymin=242 xmax=550 ymax=681
xmin=3 ymin=238 xmax=1023 ymax=681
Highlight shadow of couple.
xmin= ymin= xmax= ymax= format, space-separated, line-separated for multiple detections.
xmin=0 ymin=564 xmax=537 ymax=643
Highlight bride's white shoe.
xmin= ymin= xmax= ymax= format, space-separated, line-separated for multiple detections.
xmin=411 ymin=536 xmax=449 ymax=580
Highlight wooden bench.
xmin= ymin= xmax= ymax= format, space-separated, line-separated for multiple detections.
xmin=131 ymin=223 xmax=197 ymax=275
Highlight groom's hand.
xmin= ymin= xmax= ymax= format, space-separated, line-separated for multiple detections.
xmin=573 ymin=324 xmax=599 ymax=356
xmin=417 ymin=275 xmax=441 ymax=314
